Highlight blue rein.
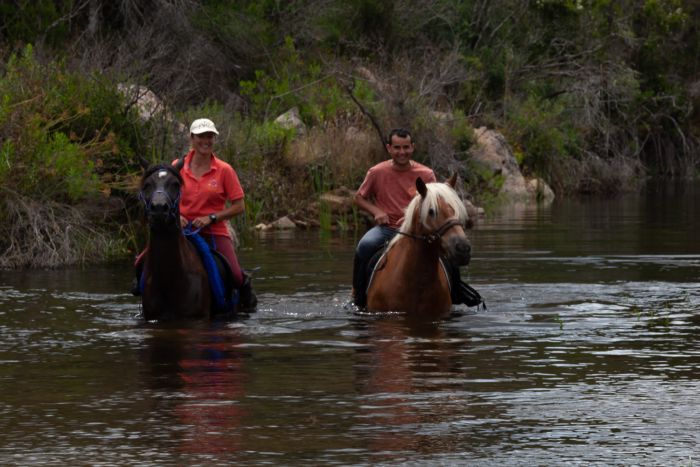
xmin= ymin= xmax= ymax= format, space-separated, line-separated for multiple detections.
xmin=182 ymin=224 xmax=236 ymax=313
xmin=182 ymin=222 xmax=202 ymax=237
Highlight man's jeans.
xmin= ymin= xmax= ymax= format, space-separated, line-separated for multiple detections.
xmin=352 ymin=225 xmax=397 ymax=306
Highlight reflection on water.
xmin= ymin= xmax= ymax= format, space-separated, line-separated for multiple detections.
xmin=142 ymin=326 xmax=248 ymax=459
xmin=1 ymin=183 xmax=699 ymax=465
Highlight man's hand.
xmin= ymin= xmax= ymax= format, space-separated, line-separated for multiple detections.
xmin=354 ymin=193 xmax=389 ymax=226
xmin=373 ymin=212 xmax=389 ymax=225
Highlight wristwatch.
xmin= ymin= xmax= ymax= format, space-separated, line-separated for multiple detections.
xmin=209 ymin=213 xmax=217 ymax=224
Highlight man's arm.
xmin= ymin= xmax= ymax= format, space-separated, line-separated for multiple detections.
xmin=354 ymin=192 xmax=389 ymax=226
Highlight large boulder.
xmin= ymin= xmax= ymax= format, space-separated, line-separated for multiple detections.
xmin=470 ymin=127 xmax=553 ymax=203
xmin=118 ymin=84 xmax=164 ymax=120
xmin=319 ymin=186 xmax=355 ymax=214
xmin=527 ymin=178 xmax=555 ymax=202
xmin=274 ymin=107 xmax=306 ymax=135
xmin=117 ymin=84 xmax=186 ymax=133
xmin=270 ymin=216 xmax=297 ymax=230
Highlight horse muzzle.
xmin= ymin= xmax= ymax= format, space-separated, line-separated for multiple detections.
xmin=446 ymin=236 xmax=471 ymax=266
xmin=147 ymin=202 xmax=172 ymax=225
xmin=141 ymin=189 xmax=180 ymax=229
xmin=146 ymin=203 xmax=180 ymax=230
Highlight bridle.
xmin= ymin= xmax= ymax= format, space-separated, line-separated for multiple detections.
xmin=138 ymin=166 xmax=182 ymax=224
xmin=396 ymin=218 xmax=463 ymax=244
xmin=139 ymin=189 xmax=181 ymax=222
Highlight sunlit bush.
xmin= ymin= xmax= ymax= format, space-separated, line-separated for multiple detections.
xmin=0 ymin=45 xmax=140 ymax=202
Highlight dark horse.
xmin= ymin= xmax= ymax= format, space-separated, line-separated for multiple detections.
xmin=366 ymin=175 xmax=472 ymax=318
xmin=138 ymin=159 xmax=215 ymax=321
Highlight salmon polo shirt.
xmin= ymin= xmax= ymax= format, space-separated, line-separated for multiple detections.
xmin=175 ymin=151 xmax=244 ymax=238
xmin=357 ymin=160 xmax=436 ymax=229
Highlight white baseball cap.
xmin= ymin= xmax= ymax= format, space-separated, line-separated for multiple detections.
xmin=189 ymin=118 xmax=219 ymax=135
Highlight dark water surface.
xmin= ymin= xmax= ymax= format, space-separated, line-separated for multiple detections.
xmin=1 ymin=182 xmax=699 ymax=465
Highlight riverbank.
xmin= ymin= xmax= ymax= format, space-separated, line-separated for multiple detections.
xmin=3 ymin=2 xmax=700 ymax=267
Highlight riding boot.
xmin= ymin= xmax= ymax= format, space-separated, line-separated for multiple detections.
xmin=352 ymin=254 xmax=367 ymax=308
xmin=455 ymin=280 xmax=485 ymax=308
xmin=130 ymin=261 xmax=144 ymax=296
xmin=447 ymin=261 xmax=484 ymax=308
xmin=238 ymin=272 xmax=257 ymax=311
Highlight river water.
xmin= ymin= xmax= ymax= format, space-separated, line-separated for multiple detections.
xmin=1 ymin=182 xmax=699 ymax=465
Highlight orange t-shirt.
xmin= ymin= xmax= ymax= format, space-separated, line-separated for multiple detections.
xmin=174 ymin=150 xmax=244 ymax=238
xmin=356 ymin=160 xmax=436 ymax=229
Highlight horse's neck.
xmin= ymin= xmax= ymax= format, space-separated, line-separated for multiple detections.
xmin=392 ymin=237 xmax=443 ymax=281
xmin=146 ymin=230 xmax=193 ymax=280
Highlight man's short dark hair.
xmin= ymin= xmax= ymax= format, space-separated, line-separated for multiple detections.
xmin=386 ymin=128 xmax=413 ymax=145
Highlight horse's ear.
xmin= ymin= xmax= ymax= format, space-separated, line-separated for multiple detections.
xmin=173 ymin=157 xmax=185 ymax=173
xmin=416 ymin=177 xmax=428 ymax=198
xmin=138 ymin=155 xmax=151 ymax=170
xmin=446 ymin=173 xmax=458 ymax=188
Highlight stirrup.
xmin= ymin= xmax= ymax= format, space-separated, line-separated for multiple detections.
xmin=130 ymin=277 xmax=141 ymax=296
xmin=238 ymin=273 xmax=257 ymax=311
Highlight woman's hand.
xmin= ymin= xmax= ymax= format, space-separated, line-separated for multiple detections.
xmin=191 ymin=215 xmax=214 ymax=229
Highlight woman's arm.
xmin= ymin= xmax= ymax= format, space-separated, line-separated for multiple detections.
xmin=185 ymin=198 xmax=245 ymax=229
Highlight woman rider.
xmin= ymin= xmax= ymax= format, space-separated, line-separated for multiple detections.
xmin=177 ymin=118 xmax=256 ymax=310
xmin=133 ymin=118 xmax=256 ymax=311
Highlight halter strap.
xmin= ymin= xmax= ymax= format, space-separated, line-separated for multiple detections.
xmin=139 ymin=188 xmax=181 ymax=222
xmin=396 ymin=218 xmax=463 ymax=244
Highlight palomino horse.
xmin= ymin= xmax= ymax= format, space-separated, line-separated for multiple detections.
xmin=366 ymin=174 xmax=471 ymax=317
xmin=138 ymin=159 xmax=212 ymax=321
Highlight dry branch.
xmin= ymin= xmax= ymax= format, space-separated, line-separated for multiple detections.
xmin=0 ymin=189 xmax=118 ymax=269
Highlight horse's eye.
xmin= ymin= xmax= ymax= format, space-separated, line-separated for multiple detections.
xmin=428 ymin=208 xmax=436 ymax=217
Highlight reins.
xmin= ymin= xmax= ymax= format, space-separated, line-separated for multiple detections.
xmin=395 ymin=218 xmax=463 ymax=244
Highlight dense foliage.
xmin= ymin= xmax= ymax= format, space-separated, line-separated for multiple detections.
xmin=1 ymin=0 xmax=699 ymax=266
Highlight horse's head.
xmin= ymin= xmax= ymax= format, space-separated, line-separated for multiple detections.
xmin=397 ymin=174 xmax=472 ymax=265
xmin=139 ymin=157 xmax=185 ymax=231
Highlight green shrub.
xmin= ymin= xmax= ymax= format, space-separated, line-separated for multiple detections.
xmin=505 ymin=95 xmax=580 ymax=179
xmin=451 ymin=110 xmax=476 ymax=154
xmin=239 ymin=37 xmax=354 ymax=124
xmin=0 ymin=45 xmax=141 ymax=202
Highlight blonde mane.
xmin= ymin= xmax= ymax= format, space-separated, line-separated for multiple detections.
xmin=387 ymin=182 xmax=468 ymax=249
